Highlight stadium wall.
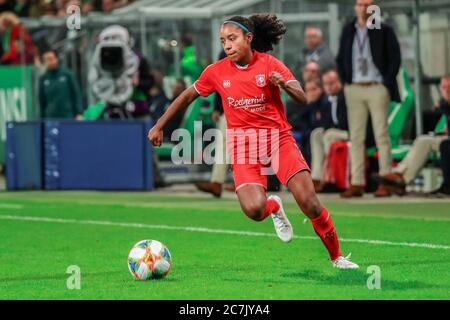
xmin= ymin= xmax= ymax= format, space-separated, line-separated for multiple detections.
xmin=6 ymin=120 xmax=154 ymax=191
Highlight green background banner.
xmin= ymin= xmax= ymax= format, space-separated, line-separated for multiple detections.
xmin=0 ymin=65 xmax=34 ymax=165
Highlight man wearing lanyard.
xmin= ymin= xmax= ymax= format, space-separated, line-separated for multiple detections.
xmin=336 ymin=0 xmax=401 ymax=197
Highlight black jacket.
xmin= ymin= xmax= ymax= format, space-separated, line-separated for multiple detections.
xmin=326 ymin=92 xmax=348 ymax=131
xmin=309 ymin=94 xmax=335 ymax=131
xmin=440 ymin=99 xmax=450 ymax=137
xmin=287 ymin=94 xmax=333 ymax=134
xmin=440 ymin=139 xmax=450 ymax=190
xmin=336 ymin=19 xmax=402 ymax=102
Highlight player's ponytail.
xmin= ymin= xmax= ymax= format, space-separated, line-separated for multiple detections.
xmin=224 ymin=13 xmax=287 ymax=53
xmin=249 ymin=13 xmax=287 ymax=52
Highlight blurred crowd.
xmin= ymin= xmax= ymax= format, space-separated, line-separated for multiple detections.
xmin=0 ymin=0 xmax=135 ymax=17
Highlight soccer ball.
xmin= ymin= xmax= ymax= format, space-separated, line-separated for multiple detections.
xmin=127 ymin=240 xmax=172 ymax=280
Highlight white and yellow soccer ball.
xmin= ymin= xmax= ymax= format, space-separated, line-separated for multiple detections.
xmin=127 ymin=240 xmax=172 ymax=280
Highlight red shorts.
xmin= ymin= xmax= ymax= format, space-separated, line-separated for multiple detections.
xmin=229 ymin=130 xmax=310 ymax=191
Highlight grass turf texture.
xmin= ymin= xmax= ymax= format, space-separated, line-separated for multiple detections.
xmin=0 ymin=191 xmax=449 ymax=299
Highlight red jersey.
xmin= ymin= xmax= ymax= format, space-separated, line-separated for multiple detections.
xmin=194 ymin=51 xmax=297 ymax=132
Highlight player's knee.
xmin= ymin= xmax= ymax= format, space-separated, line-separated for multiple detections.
xmin=242 ymin=202 xmax=266 ymax=221
xmin=299 ymin=192 xmax=322 ymax=217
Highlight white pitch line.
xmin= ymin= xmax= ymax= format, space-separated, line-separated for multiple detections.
xmin=0 ymin=204 xmax=24 ymax=209
xmin=0 ymin=214 xmax=449 ymax=250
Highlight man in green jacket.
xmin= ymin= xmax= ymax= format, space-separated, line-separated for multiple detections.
xmin=39 ymin=49 xmax=83 ymax=119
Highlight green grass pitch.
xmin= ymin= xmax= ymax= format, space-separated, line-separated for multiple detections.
xmin=0 ymin=191 xmax=449 ymax=300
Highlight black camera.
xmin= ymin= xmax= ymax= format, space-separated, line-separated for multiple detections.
xmin=100 ymin=46 xmax=124 ymax=75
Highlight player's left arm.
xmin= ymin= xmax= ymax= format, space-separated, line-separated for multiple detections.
xmin=269 ymin=71 xmax=306 ymax=105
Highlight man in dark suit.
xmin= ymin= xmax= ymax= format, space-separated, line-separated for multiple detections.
xmin=336 ymin=0 xmax=401 ymax=198
xmin=310 ymin=70 xmax=349 ymax=191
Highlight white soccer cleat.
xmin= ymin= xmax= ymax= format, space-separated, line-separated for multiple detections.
xmin=332 ymin=253 xmax=359 ymax=269
xmin=268 ymin=195 xmax=293 ymax=243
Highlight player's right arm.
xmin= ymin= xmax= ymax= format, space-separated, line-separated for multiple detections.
xmin=147 ymin=86 xmax=199 ymax=147
xmin=148 ymin=63 xmax=217 ymax=146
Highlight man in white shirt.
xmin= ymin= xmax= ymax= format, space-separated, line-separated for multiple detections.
xmin=336 ymin=0 xmax=401 ymax=197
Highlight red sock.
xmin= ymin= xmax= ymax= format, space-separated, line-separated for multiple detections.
xmin=311 ymin=208 xmax=342 ymax=261
xmin=261 ymin=198 xmax=280 ymax=220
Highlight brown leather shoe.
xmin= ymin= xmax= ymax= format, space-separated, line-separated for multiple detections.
xmin=340 ymin=185 xmax=364 ymax=198
xmin=374 ymin=185 xmax=392 ymax=197
xmin=379 ymin=173 xmax=406 ymax=188
xmin=384 ymin=184 xmax=407 ymax=196
xmin=313 ymin=180 xmax=323 ymax=193
xmin=195 ymin=182 xmax=222 ymax=198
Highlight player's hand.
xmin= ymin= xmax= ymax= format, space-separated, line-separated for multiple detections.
xmin=147 ymin=126 xmax=163 ymax=147
xmin=269 ymin=71 xmax=286 ymax=88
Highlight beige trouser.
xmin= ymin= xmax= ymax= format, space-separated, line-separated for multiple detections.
xmin=344 ymin=83 xmax=392 ymax=186
xmin=210 ymin=114 xmax=229 ymax=184
xmin=393 ymin=135 xmax=448 ymax=184
xmin=310 ymin=127 xmax=349 ymax=181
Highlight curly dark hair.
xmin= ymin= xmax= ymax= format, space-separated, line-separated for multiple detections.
xmin=225 ymin=13 xmax=287 ymax=53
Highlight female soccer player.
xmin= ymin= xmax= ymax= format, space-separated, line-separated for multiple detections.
xmin=148 ymin=14 xmax=359 ymax=269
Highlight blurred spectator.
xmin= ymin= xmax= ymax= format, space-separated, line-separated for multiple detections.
xmin=302 ymin=26 xmax=336 ymax=73
xmin=56 ymin=0 xmax=66 ymax=16
xmin=377 ymin=75 xmax=450 ymax=195
xmin=195 ymin=50 xmax=230 ymax=198
xmin=287 ymin=77 xmax=328 ymax=165
xmin=149 ymin=84 xmax=170 ymax=124
xmin=14 ymin=0 xmax=31 ymax=17
xmin=149 ymin=79 xmax=187 ymax=132
xmin=162 ymin=78 xmax=187 ymax=139
xmin=101 ymin=0 xmax=114 ymax=13
xmin=0 ymin=11 xmax=34 ymax=64
xmin=435 ymin=140 xmax=450 ymax=196
xmin=310 ymin=70 xmax=349 ymax=191
xmin=87 ymin=0 xmax=132 ymax=12
xmin=302 ymin=61 xmax=321 ymax=84
xmin=0 ymin=0 xmax=134 ymax=17
xmin=337 ymin=0 xmax=401 ymax=198
xmin=151 ymin=68 xmax=165 ymax=89
xmin=127 ymin=50 xmax=154 ymax=119
xmin=180 ymin=33 xmax=203 ymax=83
xmin=40 ymin=1 xmax=57 ymax=17
xmin=0 ymin=0 xmax=14 ymax=13
xmin=39 ymin=48 xmax=83 ymax=119
xmin=82 ymin=0 xmax=95 ymax=13
xmin=148 ymin=79 xmax=187 ymax=189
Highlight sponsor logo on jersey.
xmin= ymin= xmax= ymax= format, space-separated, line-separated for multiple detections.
xmin=227 ymin=94 xmax=267 ymax=110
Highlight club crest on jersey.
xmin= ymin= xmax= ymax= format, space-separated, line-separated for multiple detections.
xmin=223 ymin=80 xmax=231 ymax=88
xmin=255 ymin=74 xmax=266 ymax=87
